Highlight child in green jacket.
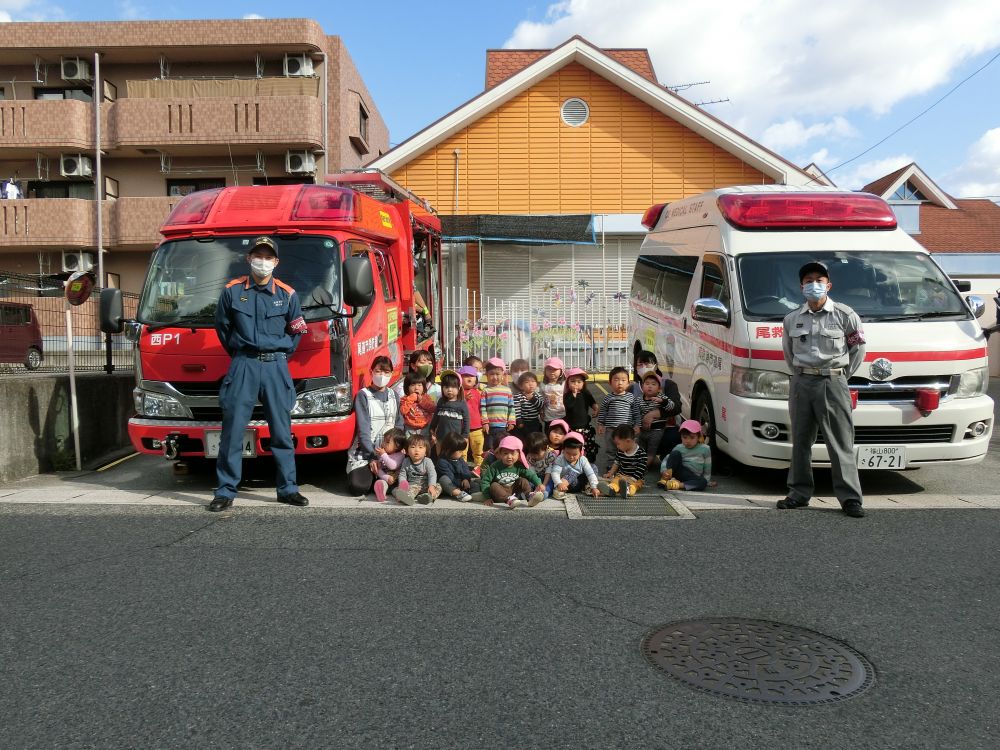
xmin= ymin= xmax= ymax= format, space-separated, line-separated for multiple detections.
xmin=480 ymin=435 xmax=544 ymax=509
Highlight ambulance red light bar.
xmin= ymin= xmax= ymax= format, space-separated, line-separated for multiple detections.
xmin=718 ymin=192 xmax=897 ymax=230
xmin=292 ymin=185 xmax=358 ymax=222
xmin=163 ymin=188 xmax=222 ymax=225
xmin=641 ymin=202 xmax=667 ymax=229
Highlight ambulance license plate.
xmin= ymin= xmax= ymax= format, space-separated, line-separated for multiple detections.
xmin=856 ymin=446 xmax=906 ymax=469
xmin=204 ymin=430 xmax=256 ymax=459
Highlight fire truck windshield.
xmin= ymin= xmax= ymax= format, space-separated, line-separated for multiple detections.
xmin=137 ymin=235 xmax=342 ymax=327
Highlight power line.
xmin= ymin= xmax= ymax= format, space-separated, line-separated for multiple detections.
xmin=827 ymin=48 xmax=1000 ymax=175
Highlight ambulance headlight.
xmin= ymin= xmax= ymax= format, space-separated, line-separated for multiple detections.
xmin=730 ymin=366 xmax=789 ymax=399
xmin=956 ymin=367 xmax=988 ymax=398
xmin=134 ymin=388 xmax=191 ymax=418
xmin=292 ymin=383 xmax=352 ymax=416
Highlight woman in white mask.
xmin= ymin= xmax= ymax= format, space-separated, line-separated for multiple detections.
xmin=346 ymin=355 xmax=404 ymax=496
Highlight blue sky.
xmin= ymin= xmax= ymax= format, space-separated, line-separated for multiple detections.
xmin=5 ymin=0 xmax=1000 ymax=198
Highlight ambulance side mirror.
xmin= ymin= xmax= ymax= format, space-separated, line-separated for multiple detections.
xmin=965 ymin=295 xmax=985 ymax=319
xmin=692 ymin=297 xmax=730 ymax=326
xmin=99 ymin=288 xmax=124 ymax=334
xmin=342 ymin=255 xmax=375 ymax=309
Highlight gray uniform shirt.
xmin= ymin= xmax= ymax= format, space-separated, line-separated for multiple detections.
xmin=782 ymin=298 xmax=866 ymax=375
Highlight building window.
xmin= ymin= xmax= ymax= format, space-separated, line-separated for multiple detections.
xmin=891 ymin=181 xmax=928 ymax=201
xmin=34 ymin=88 xmax=92 ymax=102
xmin=359 ymin=105 xmax=369 ymax=143
xmin=560 ymin=98 xmax=590 ymax=127
xmin=167 ymin=179 xmax=225 ymax=197
xmin=27 ymin=181 xmax=94 ymax=199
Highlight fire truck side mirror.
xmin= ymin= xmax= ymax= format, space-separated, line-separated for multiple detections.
xmin=100 ymin=287 xmax=124 ymax=334
xmin=342 ymin=255 xmax=375 ymax=309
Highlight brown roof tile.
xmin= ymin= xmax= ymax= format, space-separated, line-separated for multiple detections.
xmin=486 ymin=47 xmax=657 ymax=89
xmin=917 ymin=200 xmax=1000 ymax=253
xmin=861 ymin=163 xmax=913 ymax=197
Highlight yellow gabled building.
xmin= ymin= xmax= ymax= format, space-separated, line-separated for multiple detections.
xmin=370 ymin=36 xmax=812 ymax=367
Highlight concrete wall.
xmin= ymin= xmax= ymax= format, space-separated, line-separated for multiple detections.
xmin=0 ymin=372 xmax=134 ymax=482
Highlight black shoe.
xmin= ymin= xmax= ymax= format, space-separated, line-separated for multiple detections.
xmin=843 ymin=501 xmax=865 ymax=518
xmin=208 ymin=496 xmax=233 ymax=512
xmin=277 ymin=492 xmax=308 ymax=507
xmin=776 ymin=496 xmax=810 ymax=509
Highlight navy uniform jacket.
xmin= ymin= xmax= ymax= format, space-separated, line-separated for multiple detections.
xmin=215 ymin=275 xmax=306 ymax=356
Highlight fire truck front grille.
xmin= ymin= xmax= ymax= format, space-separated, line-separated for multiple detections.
xmin=171 ymin=381 xmax=222 ymax=397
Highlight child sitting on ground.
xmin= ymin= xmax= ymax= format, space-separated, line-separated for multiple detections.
xmin=372 ymin=428 xmax=407 ymax=502
xmin=658 ymin=419 xmax=715 ymax=491
xmin=549 ymin=432 xmax=600 ymax=499
xmin=400 ymin=375 xmax=436 ymax=436
xmin=392 ymin=433 xmax=441 ymax=505
xmin=598 ymin=424 xmax=648 ymax=498
xmin=479 ymin=435 xmax=545 ymax=509
xmin=436 ymin=432 xmax=476 ymax=502
xmin=513 ymin=370 xmax=545 ymax=439
xmin=524 ymin=432 xmax=557 ymax=498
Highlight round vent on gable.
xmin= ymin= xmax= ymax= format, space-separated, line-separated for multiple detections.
xmin=560 ymin=98 xmax=590 ymax=127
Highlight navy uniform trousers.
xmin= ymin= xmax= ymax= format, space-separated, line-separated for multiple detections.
xmin=215 ymin=352 xmax=298 ymax=499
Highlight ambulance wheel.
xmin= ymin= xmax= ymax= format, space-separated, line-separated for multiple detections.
xmin=692 ymin=390 xmax=716 ymax=446
xmin=24 ymin=347 xmax=42 ymax=370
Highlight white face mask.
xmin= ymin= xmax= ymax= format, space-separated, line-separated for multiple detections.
xmin=637 ymin=365 xmax=655 ymax=378
xmin=372 ymin=372 xmax=391 ymax=388
xmin=802 ymin=281 xmax=829 ymax=302
xmin=250 ymin=258 xmax=276 ymax=277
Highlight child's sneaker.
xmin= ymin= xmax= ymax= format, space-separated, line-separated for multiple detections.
xmin=471 ymin=465 xmax=481 ymax=478
xmin=415 ymin=492 xmax=433 ymax=505
xmin=398 ymin=478 xmax=410 ymax=492
xmin=394 ymin=489 xmax=416 ymax=506
xmin=596 ymin=480 xmax=612 ymax=496
xmin=551 ymin=488 xmax=568 ymax=501
xmin=527 ymin=490 xmax=545 ymax=507
xmin=664 ymin=479 xmax=683 ymax=491
xmin=457 ymin=491 xmax=473 ymax=502
xmin=373 ymin=479 xmax=388 ymax=502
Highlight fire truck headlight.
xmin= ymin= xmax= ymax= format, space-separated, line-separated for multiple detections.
xmin=292 ymin=384 xmax=352 ymax=417
xmin=134 ymin=388 xmax=191 ymax=418
xmin=956 ymin=367 xmax=988 ymax=398
xmin=730 ymin=366 xmax=789 ymax=400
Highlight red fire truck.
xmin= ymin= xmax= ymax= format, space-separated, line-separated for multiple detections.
xmin=101 ymin=171 xmax=442 ymax=461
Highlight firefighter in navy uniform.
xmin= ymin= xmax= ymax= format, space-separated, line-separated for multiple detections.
xmin=209 ymin=236 xmax=309 ymax=512
xmin=779 ymin=261 xmax=867 ymax=518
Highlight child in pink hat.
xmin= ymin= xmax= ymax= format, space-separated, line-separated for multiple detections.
xmin=657 ymin=419 xmax=715 ymax=491
xmin=540 ymin=356 xmax=566 ymax=426
xmin=479 ymin=435 xmax=545 ymax=508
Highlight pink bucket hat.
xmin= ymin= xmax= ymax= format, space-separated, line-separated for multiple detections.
xmin=543 ymin=356 xmax=564 ymax=371
xmin=680 ymin=419 xmax=702 ymax=434
xmin=497 ymin=435 xmax=529 ymax=467
xmin=563 ymin=431 xmax=586 ymax=445
xmin=487 ymin=356 xmax=507 ymax=371
xmin=546 ymin=419 xmax=570 ymax=435
xmin=564 ymin=367 xmax=588 ymax=380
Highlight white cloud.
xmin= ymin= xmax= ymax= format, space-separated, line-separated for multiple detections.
xmin=761 ymin=116 xmax=858 ymax=151
xmin=243 ymin=13 xmax=265 ymax=20
xmin=117 ymin=0 xmax=142 ymax=20
xmin=0 ymin=0 xmax=66 ymax=21
xmin=835 ymin=154 xmax=915 ymax=191
xmin=505 ymin=0 xmax=1000 ymax=135
xmin=945 ymin=127 xmax=1000 ymax=198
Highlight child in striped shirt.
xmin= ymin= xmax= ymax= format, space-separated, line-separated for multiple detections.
xmin=658 ymin=420 xmax=714 ymax=491
xmin=514 ymin=371 xmax=545 ymax=439
xmin=596 ymin=367 xmax=641 ymax=472
xmin=482 ymin=360 xmax=516 ymax=450
xmin=598 ymin=425 xmax=648 ymax=497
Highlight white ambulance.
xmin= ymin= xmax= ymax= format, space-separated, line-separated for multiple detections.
xmin=628 ymin=185 xmax=993 ymax=469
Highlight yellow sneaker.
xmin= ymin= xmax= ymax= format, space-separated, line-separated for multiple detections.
xmin=664 ymin=479 xmax=683 ymax=491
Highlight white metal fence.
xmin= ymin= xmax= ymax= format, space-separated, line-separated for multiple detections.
xmin=440 ymin=284 xmax=632 ymax=371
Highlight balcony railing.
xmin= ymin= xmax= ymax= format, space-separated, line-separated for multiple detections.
xmin=0 ymin=199 xmax=100 ymax=249
xmin=109 ymin=196 xmax=178 ymax=247
xmin=0 ymin=99 xmax=94 ymax=150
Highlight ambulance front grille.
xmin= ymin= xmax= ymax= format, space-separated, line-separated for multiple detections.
xmin=816 ymin=425 xmax=955 ymax=444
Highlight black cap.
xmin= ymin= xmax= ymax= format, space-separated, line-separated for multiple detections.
xmin=798 ymin=261 xmax=829 ymax=282
xmin=250 ymin=236 xmax=278 ymax=257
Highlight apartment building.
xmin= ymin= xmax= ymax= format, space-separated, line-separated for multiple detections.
xmin=0 ymin=18 xmax=387 ymax=292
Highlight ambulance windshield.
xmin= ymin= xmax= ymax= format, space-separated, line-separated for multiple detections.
xmin=737 ymin=251 xmax=969 ymax=321
xmin=137 ymin=235 xmax=341 ymax=326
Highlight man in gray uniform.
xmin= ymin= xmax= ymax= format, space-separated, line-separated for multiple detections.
xmin=778 ymin=261 xmax=867 ymax=518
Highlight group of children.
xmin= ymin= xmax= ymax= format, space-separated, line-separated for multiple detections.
xmin=370 ymin=350 xmax=714 ymax=508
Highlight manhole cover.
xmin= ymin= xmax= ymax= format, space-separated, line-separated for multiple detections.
xmin=577 ymin=496 xmax=679 ymax=517
xmin=642 ymin=618 xmax=875 ymax=705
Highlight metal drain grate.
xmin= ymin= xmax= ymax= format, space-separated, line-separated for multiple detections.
xmin=577 ymin=495 xmax=679 ymax=517
xmin=642 ymin=618 xmax=875 ymax=705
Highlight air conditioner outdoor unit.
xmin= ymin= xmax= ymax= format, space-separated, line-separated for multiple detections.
xmin=283 ymin=54 xmax=314 ymax=77
xmin=285 ymin=150 xmax=316 ymax=174
xmin=62 ymin=251 xmax=95 ymax=274
xmin=60 ymin=154 xmax=93 ymax=178
xmin=61 ymin=57 xmax=92 ymax=82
